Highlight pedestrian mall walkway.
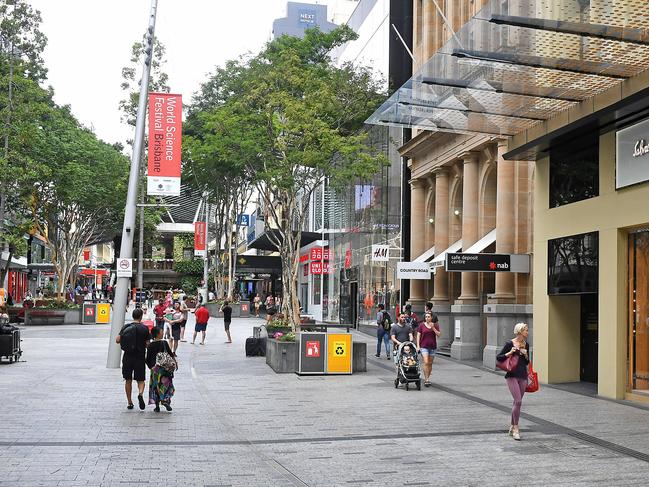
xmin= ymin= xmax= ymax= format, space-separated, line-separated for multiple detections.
xmin=1 ymin=315 xmax=648 ymax=486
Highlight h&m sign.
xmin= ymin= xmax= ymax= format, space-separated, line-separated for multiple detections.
xmin=371 ymin=245 xmax=389 ymax=262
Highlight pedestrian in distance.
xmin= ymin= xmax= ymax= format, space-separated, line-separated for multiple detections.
xmin=193 ymin=302 xmax=210 ymax=345
xmin=179 ymin=295 xmax=189 ymax=342
xmin=375 ymin=303 xmax=392 ymax=359
xmin=146 ymin=326 xmax=176 ymax=412
xmin=403 ymin=304 xmax=420 ymax=336
xmin=497 ymin=323 xmax=530 ymax=441
xmin=253 ymin=294 xmax=261 ymax=317
xmin=166 ymin=302 xmax=183 ymax=353
xmin=221 ymin=299 xmax=233 ymax=344
xmin=115 ymin=308 xmax=150 ymax=410
xmin=153 ymin=298 xmax=166 ymax=330
xmin=416 ymin=312 xmax=441 ymax=387
xmin=265 ymin=296 xmax=277 ymax=323
xmin=390 ymin=313 xmax=414 ymax=368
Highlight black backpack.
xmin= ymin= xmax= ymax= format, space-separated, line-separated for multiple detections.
xmin=120 ymin=323 xmax=138 ymax=353
xmin=381 ymin=311 xmax=392 ymax=331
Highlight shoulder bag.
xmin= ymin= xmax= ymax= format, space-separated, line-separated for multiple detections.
xmin=496 ymin=352 xmax=519 ymax=373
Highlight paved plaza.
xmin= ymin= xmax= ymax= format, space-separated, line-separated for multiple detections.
xmin=1 ymin=315 xmax=649 ymax=486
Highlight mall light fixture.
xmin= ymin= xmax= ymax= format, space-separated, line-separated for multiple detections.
xmin=454 ymin=209 xmax=461 ymax=216
xmin=429 ymin=218 xmax=435 ymax=224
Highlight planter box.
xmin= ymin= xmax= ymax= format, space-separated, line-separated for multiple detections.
xmin=24 ymin=308 xmax=81 ymax=325
xmin=205 ymin=303 xmax=241 ymax=318
xmin=266 ymin=339 xmax=298 ymax=373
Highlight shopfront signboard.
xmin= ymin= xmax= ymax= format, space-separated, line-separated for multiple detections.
xmin=396 ymin=262 xmax=431 ymax=280
xmin=371 ymin=244 xmax=389 ymax=262
xmin=310 ymin=261 xmax=322 ymax=275
xmin=617 ymin=118 xmax=649 ymax=189
xmin=445 ymin=253 xmax=530 ymax=273
xmin=147 ymin=93 xmax=182 ymax=196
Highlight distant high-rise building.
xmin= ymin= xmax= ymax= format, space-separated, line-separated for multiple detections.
xmin=273 ymin=2 xmax=338 ymax=39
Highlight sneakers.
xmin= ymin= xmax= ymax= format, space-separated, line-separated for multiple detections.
xmin=512 ymin=430 xmax=521 ymax=441
xmin=137 ymin=394 xmax=145 ymax=410
xmin=374 ymin=354 xmax=380 ymax=358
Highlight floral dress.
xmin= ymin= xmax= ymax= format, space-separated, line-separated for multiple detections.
xmin=146 ymin=340 xmax=176 ymax=405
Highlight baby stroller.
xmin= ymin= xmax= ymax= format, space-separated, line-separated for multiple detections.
xmin=394 ymin=342 xmax=421 ymax=391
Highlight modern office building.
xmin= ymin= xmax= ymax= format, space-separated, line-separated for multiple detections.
xmin=273 ymin=2 xmax=339 ymax=39
xmin=367 ymin=0 xmax=649 ymax=402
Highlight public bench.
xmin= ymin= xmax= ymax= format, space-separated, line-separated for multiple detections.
xmin=25 ymin=310 xmax=66 ymax=325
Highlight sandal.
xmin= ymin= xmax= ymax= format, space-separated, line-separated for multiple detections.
xmin=127 ymin=403 xmax=134 ymax=410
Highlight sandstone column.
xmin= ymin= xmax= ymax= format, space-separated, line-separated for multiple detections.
xmin=493 ymin=139 xmax=516 ymax=302
xmin=432 ymin=168 xmax=449 ymax=303
xmin=409 ymin=178 xmax=427 ymax=310
xmin=457 ymin=152 xmax=479 ymax=303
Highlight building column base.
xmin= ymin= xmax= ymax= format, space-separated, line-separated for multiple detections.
xmin=450 ymin=304 xmax=482 ymax=361
xmin=431 ymin=303 xmax=452 ymax=349
xmin=482 ymin=304 xmax=533 ymax=369
xmin=487 ymin=293 xmax=516 ymax=305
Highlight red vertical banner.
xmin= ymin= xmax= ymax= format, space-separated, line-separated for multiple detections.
xmin=194 ymin=222 xmax=206 ymax=257
xmin=344 ymin=249 xmax=352 ymax=269
xmin=148 ymin=93 xmax=182 ymax=196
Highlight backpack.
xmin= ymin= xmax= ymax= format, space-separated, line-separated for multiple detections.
xmin=381 ymin=311 xmax=392 ymax=331
xmin=120 ymin=323 xmax=138 ymax=353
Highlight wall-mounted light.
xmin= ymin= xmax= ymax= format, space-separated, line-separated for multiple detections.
xmin=454 ymin=209 xmax=461 ymax=216
xmin=428 ymin=218 xmax=435 ymax=224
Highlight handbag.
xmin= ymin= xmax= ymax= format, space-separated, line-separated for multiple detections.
xmin=526 ymin=363 xmax=539 ymax=393
xmin=155 ymin=342 xmax=177 ymax=372
xmin=496 ymin=353 xmax=519 ymax=373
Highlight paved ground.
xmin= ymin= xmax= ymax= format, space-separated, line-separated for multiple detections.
xmin=2 ymin=313 xmax=649 ymax=486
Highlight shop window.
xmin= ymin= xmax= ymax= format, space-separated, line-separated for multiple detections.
xmin=548 ymin=232 xmax=598 ymax=295
xmin=549 ymin=133 xmax=599 ymax=208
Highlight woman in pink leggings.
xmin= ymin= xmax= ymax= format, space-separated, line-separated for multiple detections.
xmin=496 ymin=323 xmax=530 ymax=441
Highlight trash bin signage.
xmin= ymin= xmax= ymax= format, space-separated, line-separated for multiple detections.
xmin=82 ymin=303 xmax=96 ymax=324
xmin=326 ymin=333 xmax=352 ymax=374
xmin=298 ymin=332 xmax=326 ymax=375
xmin=96 ymin=303 xmax=111 ymax=324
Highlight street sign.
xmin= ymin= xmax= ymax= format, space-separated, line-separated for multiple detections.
xmin=396 ymin=262 xmax=431 ymax=280
xmin=237 ymin=214 xmax=250 ymax=226
xmin=326 ymin=333 xmax=352 ymax=374
xmin=445 ymin=253 xmax=530 ymax=273
xmin=371 ymin=244 xmax=389 ymax=262
xmin=116 ymin=258 xmax=132 ymax=278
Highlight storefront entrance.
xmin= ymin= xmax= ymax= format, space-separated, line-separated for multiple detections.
xmin=628 ymin=231 xmax=649 ymax=393
xmin=580 ymin=293 xmax=598 ymax=384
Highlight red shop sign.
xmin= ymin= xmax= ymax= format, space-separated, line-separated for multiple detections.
xmin=310 ymin=261 xmax=323 ymax=275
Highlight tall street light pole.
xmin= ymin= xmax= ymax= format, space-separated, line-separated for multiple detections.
xmin=107 ymin=0 xmax=159 ymax=368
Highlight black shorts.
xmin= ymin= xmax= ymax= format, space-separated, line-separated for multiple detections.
xmin=171 ymin=324 xmax=181 ymax=340
xmin=122 ymin=353 xmax=146 ymax=382
xmin=224 ymin=320 xmax=231 ymax=331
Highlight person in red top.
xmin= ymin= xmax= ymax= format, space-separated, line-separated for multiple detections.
xmin=153 ymin=298 xmax=166 ymax=329
xmin=193 ymin=303 xmax=210 ymax=345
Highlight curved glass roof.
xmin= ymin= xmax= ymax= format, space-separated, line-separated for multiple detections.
xmin=366 ymin=0 xmax=649 ymax=137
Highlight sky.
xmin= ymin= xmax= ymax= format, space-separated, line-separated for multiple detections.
xmin=28 ymin=0 xmax=356 ymax=148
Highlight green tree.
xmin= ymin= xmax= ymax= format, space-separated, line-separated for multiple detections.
xmin=0 ymin=0 xmax=46 ymax=253
xmin=187 ymin=27 xmax=386 ymax=328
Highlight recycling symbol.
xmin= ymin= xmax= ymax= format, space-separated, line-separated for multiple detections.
xmin=336 ymin=346 xmax=344 ymax=355
xmin=333 ymin=341 xmax=346 ymax=357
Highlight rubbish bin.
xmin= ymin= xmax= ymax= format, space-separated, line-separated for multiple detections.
xmin=297 ymin=332 xmax=326 ymax=375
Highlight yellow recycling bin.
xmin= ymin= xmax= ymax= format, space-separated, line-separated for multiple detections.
xmin=326 ymin=333 xmax=352 ymax=374
xmin=96 ymin=303 xmax=111 ymax=324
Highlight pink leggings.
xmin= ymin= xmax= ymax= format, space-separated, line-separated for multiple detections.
xmin=506 ymin=377 xmax=527 ymax=425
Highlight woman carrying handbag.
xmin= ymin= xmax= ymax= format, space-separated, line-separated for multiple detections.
xmin=496 ymin=323 xmax=530 ymax=441
xmin=146 ymin=327 xmax=177 ymax=412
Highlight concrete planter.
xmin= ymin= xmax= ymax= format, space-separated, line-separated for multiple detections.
xmin=24 ymin=308 xmax=81 ymax=325
xmin=266 ymin=339 xmax=298 ymax=373
xmin=205 ymin=303 xmax=241 ymax=318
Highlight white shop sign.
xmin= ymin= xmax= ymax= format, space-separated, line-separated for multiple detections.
xmin=396 ymin=262 xmax=431 ymax=280
xmin=616 ymin=117 xmax=649 ymax=189
xmin=371 ymin=244 xmax=389 ymax=262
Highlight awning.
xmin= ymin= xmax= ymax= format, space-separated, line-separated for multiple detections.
xmin=463 ymin=228 xmax=497 ymax=254
xmin=366 ymin=0 xmax=649 ymax=142
xmin=431 ymin=239 xmax=462 ymax=266
xmin=413 ymin=245 xmax=435 ymax=263
xmin=247 ymin=229 xmax=321 ymax=252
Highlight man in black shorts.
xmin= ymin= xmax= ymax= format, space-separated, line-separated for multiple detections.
xmin=115 ymin=308 xmax=150 ymax=410
xmin=221 ymin=300 xmax=233 ymax=343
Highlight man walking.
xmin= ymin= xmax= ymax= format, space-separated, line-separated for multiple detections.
xmin=115 ymin=308 xmax=150 ymax=410
xmin=375 ymin=303 xmax=391 ymax=359
xmin=153 ymin=298 xmax=166 ymax=332
xmin=390 ymin=313 xmax=414 ymax=368
xmin=193 ymin=302 xmax=210 ymax=345
xmin=221 ymin=299 xmax=233 ymax=344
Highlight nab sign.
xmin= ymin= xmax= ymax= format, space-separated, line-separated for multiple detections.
xmin=445 ymin=253 xmax=530 ymax=273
